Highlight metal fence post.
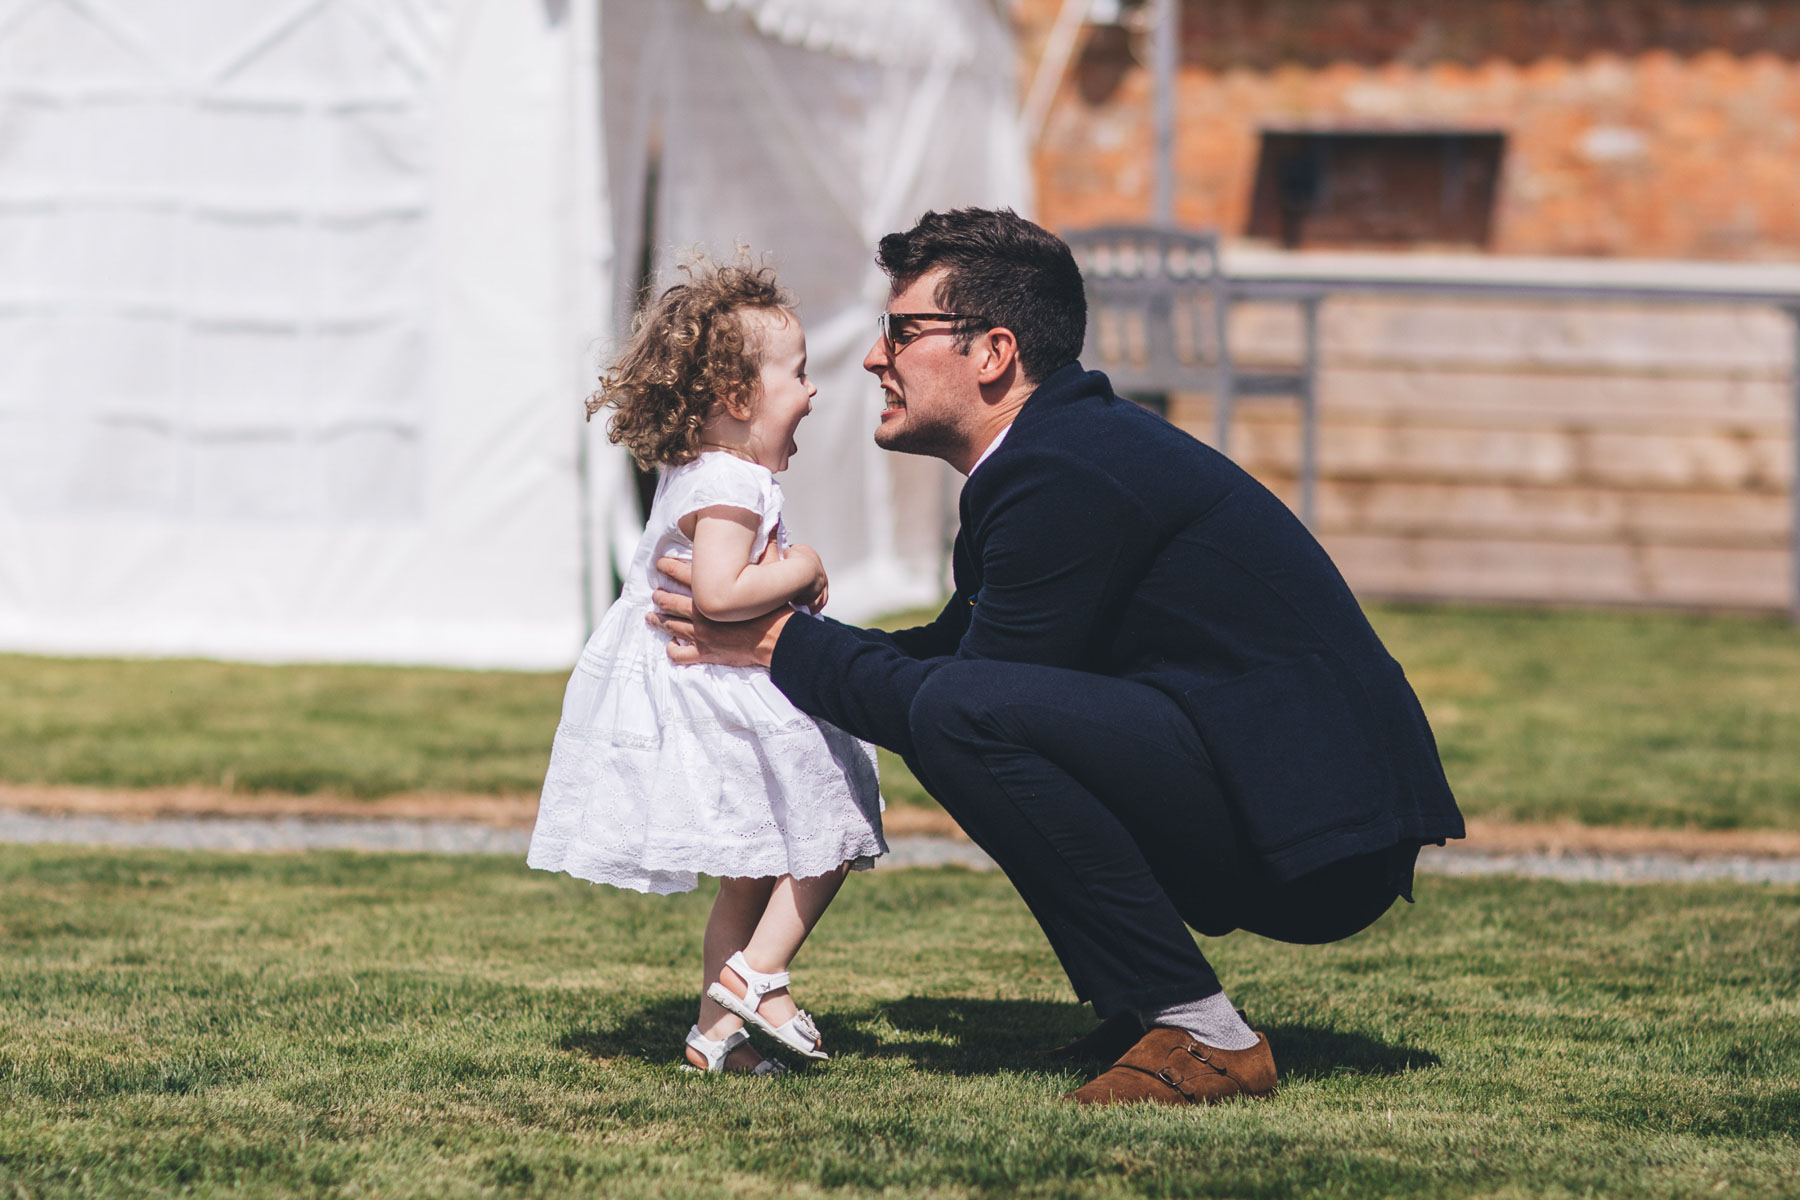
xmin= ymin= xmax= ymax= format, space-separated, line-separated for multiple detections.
xmin=1299 ymin=296 xmax=1321 ymax=531
xmin=1790 ymin=307 xmax=1800 ymax=626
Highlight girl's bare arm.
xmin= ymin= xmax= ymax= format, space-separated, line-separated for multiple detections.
xmin=682 ymin=506 xmax=825 ymax=622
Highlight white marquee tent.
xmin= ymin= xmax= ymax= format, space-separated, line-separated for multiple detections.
xmin=0 ymin=0 xmax=1028 ymax=668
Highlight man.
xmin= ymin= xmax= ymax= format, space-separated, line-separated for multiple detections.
xmin=651 ymin=208 xmax=1463 ymax=1107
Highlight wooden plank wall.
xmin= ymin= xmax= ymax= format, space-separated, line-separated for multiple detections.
xmin=1164 ymin=298 xmax=1796 ymax=611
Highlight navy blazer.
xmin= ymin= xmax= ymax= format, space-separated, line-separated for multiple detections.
xmin=772 ymin=362 xmax=1464 ymax=881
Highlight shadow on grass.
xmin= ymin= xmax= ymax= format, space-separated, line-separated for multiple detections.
xmin=559 ymin=993 xmax=1078 ymax=1076
xmin=1259 ymin=1024 xmax=1440 ymax=1081
xmin=559 ymin=994 xmax=1437 ymax=1080
xmin=559 ymin=996 xmax=694 ymax=1066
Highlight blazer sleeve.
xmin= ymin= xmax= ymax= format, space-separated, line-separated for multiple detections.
xmin=803 ymin=593 xmax=970 ymax=658
xmin=881 ymin=593 xmax=972 ymax=659
xmin=771 ymin=452 xmax=1152 ymax=758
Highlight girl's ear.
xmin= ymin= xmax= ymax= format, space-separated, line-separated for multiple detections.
xmin=709 ymin=385 xmax=750 ymax=423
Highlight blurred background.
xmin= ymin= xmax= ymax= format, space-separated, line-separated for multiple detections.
xmin=1026 ymin=0 xmax=1800 ymax=623
xmin=1 ymin=0 xmax=1796 ymax=671
xmin=0 ymin=0 xmax=1024 ymax=668
xmin=1 ymin=0 xmax=1798 ymax=841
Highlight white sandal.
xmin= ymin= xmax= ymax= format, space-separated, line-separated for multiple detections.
xmin=681 ymin=1024 xmax=786 ymax=1076
xmin=706 ymin=951 xmax=830 ymax=1061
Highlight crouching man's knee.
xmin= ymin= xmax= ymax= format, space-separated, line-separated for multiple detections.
xmin=907 ymin=660 xmax=1001 ymax=772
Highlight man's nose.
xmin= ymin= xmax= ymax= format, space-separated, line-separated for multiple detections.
xmin=862 ymin=336 xmax=888 ymax=374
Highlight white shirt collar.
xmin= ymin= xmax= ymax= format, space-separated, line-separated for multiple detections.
xmin=969 ymin=423 xmax=1013 ymax=476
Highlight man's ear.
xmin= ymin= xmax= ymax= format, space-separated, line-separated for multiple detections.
xmin=975 ymin=326 xmax=1019 ymax=386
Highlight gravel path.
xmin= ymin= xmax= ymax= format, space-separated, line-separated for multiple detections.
xmin=0 ymin=809 xmax=994 ymax=869
xmin=1420 ymin=848 xmax=1800 ymax=886
xmin=3 ymin=809 xmax=1799 ymax=885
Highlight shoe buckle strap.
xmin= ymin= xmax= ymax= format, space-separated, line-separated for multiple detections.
xmin=1113 ymin=1063 xmax=1200 ymax=1102
xmin=1164 ymin=1048 xmax=1240 ymax=1099
xmin=687 ymin=1024 xmax=749 ymax=1070
xmin=725 ymin=951 xmax=790 ymax=999
xmin=1183 ymin=1043 xmax=1228 ymax=1074
xmin=1151 ymin=1065 xmax=1203 ymax=1102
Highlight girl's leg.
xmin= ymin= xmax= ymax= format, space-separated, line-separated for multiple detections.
xmin=718 ymin=864 xmax=849 ymax=1031
xmin=690 ymin=875 xmax=775 ymax=1071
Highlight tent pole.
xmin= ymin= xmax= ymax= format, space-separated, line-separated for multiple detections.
xmin=1023 ymin=0 xmax=1090 ymax=146
xmin=1151 ymin=0 xmax=1177 ymax=227
xmin=571 ymin=0 xmax=608 ymax=638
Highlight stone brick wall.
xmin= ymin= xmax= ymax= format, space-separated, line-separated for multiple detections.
xmin=1019 ymin=0 xmax=1800 ymax=260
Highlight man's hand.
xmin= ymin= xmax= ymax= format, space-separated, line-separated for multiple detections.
xmin=650 ymin=554 xmax=795 ymax=668
xmin=786 ymin=543 xmax=829 ymax=613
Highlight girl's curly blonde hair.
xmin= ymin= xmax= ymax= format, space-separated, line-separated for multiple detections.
xmin=589 ymin=254 xmax=794 ymax=469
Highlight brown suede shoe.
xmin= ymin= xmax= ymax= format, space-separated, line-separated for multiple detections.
xmin=1065 ymin=1027 xmax=1277 ymax=1107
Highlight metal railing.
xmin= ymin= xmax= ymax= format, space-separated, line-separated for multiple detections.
xmin=1065 ymin=227 xmax=1800 ymax=622
xmin=1066 ymin=226 xmax=1324 ymax=522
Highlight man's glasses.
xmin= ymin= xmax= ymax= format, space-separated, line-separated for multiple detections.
xmin=878 ymin=311 xmax=989 ymax=355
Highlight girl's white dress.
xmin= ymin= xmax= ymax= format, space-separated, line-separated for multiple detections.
xmin=528 ymin=451 xmax=886 ymax=894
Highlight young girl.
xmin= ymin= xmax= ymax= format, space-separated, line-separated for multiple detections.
xmin=528 ymin=257 xmax=885 ymax=1076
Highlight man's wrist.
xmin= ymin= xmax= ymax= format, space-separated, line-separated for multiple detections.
xmin=760 ymin=608 xmax=796 ymax=667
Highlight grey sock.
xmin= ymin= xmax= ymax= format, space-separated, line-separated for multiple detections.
xmin=1139 ymin=991 xmax=1259 ymax=1050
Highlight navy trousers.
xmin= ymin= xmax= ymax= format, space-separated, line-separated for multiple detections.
xmin=906 ymin=659 xmax=1412 ymax=1018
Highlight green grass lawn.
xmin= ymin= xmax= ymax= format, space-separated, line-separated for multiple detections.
xmin=1379 ymin=605 xmax=1800 ymax=831
xmin=3 ymin=603 xmax=1799 ymax=829
xmin=1 ymin=847 xmax=1795 ymax=1198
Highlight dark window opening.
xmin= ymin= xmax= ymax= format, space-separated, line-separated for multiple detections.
xmin=1247 ymin=130 xmax=1504 ymax=249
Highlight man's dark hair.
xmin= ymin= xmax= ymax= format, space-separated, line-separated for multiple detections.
xmin=875 ymin=208 xmax=1085 ymax=383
